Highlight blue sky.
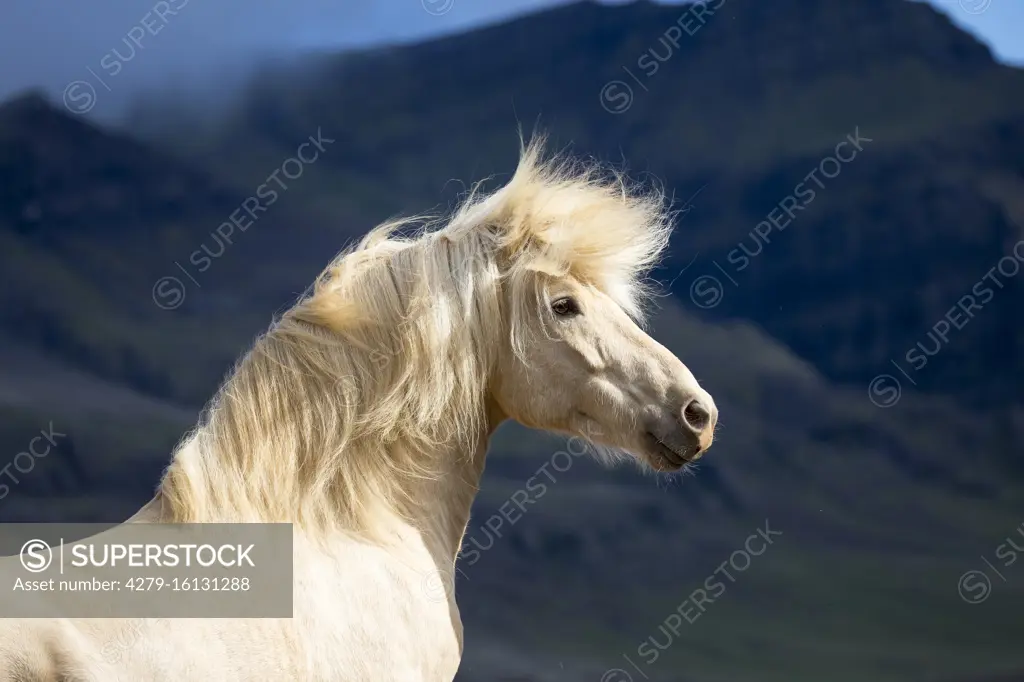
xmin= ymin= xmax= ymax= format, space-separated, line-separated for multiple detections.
xmin=919 ymin=0 xmax=1023 ymax=63
xmin=1 ymin=0 xmax=1020 ymax=117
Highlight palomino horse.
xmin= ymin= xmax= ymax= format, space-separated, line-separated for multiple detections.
xmin=0 ymin=139 xmax=716 ymax=680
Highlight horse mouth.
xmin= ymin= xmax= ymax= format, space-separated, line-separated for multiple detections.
xmin=644 ymin=431 xmax=697 ymax=471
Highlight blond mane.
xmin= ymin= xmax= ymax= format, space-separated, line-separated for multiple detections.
xmin=158 ymin=138 xmax=673 ymax=537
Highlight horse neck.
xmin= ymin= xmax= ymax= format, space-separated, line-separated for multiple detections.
xmin=150 ymin=396 xmax=506 ymax=568
xmin=399 ymin=395 xmax=506 ymax=564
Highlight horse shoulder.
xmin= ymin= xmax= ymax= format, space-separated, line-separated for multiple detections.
xmin=0 ymin=619 xmax=110 ymax=682
xmin=293 ymin=535 xmax=463 ymax=680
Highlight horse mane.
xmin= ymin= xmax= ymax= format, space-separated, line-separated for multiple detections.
xmin=158 ymin=137 xmax=673 ymax=537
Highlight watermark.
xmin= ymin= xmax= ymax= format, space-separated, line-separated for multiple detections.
xmin=62 ymin=0 xmax=190 ymax=115
xmin=100 ymin=618 xmax=171 ymax=665
xmin=957 ymin=520 xmax=1024 ymax=604
xmin=412 ymin=428 xmax=605 ymax=605
xmin=460 ymin=427 xmax=603 ymax=568
xmin=422 ymin=0 xmax=454 ymax=15
xmin=600 ymin=519 xmax=781 ymax=679
xmin=151 ymin=128 xmax=334 ymax=310
xmin=0 ymin=422 xmax=66 ymax=500
xmin=419 ymin=564 xmax=462 ymax=604
xmin=686 ymin=128 xmax=871 ymax=310
xmin=0 ymin=523 xmax=291 ymax=617
xmin=959 ymin=0 xmax=992 ymax=15
xmin=599 ymin=0 xmax=726 ymax=114
xmin=20 ymin=540 xmax=255 ymax=571
xmin=329 ymin=324 xmax=417 ymax=397
xmin=331 ymin=251 xmax=497 ymax=378
xmin=868 ymin=238 xmax=1024 ymax=407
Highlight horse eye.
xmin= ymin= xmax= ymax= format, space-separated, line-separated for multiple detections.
xmin=551 ymin=297 xmax=580 ymax=317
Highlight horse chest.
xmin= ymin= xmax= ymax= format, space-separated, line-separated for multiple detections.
xmin=293 ymin=542 xmax=463 ymax=681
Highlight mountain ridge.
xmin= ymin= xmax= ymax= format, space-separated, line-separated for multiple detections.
xmin=124 ymin=0 xmax=1024 ymax=404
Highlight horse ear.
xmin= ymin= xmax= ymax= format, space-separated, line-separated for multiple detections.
xmin=482 ymin=218 xmax=532 ymax=273
xmin=474 ymin=222 xmax=509 ymax=272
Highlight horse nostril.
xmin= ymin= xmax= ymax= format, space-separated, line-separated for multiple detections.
xmin=682 ymin=399 xmax=712 ymax=433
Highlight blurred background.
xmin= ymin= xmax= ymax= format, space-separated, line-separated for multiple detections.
xmin=1 ymin=0 xmax=1023 ymax=680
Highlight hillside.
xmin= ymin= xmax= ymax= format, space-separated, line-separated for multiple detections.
xmin=457 ymin=301 xmax=1024 ymax=682
xmin=0 ymin=91 xmax=350 ymax=403
xmin=129 ymin=0 xmax=1024 ymax=404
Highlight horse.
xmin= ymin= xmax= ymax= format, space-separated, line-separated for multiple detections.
xmin=0 ymin=138 xmax=717 ymax=681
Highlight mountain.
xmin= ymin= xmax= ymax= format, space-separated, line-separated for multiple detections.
xmin=0 ymin=90 xmax=351 ymax=404
xmin=129 ymin=0 xmax=1024 ymax=405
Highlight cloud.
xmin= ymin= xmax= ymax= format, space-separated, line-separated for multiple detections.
xmin=0 ymin=0 xmax=573 ymax=117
